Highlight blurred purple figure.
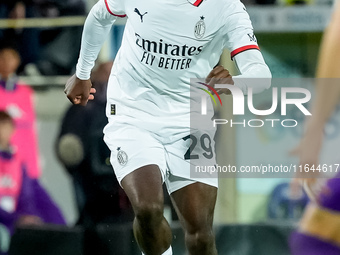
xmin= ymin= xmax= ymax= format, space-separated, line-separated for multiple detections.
xmin=0 ymin=111 xmax=65 ymax=255
xmin=290 ymin=2 xmax=340 ymax=254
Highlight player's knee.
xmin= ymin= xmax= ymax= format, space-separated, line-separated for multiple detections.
xmin=185 ymin=228 xmax=215 ymax=249
xmin=134 ymin=201 xmax=164 ymax=224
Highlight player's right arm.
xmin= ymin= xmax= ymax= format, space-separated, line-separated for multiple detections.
xmin=65 ymin=0 xmax=125 ymax=105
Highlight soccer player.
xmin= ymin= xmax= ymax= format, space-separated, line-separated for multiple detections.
xmin=65 ymin=0 xmax=271 ymax=254
xmin=290 ymin=2 xmax=340 ymax=254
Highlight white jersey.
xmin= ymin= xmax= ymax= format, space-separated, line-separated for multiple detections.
xmin=77 ymin=0 xmax=269 ymax=143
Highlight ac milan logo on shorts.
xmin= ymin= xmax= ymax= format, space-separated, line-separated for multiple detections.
xmin=194 ymin=16 xmax=205 ymax=39
xmin=117 ymin=147 xmax=128 ymax=166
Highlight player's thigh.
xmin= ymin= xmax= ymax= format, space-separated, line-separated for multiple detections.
xmin=165 ymin=129 xmax=218 ymax=189
xmin=104 ymin=123 xmax=167 ymax=211
xmin=165 ymin=129 xmax=218 ymax=229
xmin=170 ymin=182 xmax=217 ymax=232
xmin=104 ymin=122 xmax=166 ymax=183
xmin=121 ymin=164 xmax=165 ymax=213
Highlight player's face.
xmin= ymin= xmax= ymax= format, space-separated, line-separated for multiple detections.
xmin=0 ymin=121 xmax=14 ymax=149
xmin=0 ymin=49 xmax=20 ymax=80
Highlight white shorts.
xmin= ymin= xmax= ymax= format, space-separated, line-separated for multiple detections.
xmin=103 ymin=122 xmax=218 ymax=194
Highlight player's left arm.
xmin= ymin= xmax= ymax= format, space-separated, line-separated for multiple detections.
xmin=222 ymin=1 xmax=271 ymax=94
xmin=232 ymin=49 xmax=272 ymax=94
xmin=206 ymin=49 xmax=271 ymax=95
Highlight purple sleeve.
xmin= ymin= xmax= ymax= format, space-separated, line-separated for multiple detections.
xmin=0 ymin=166 xmax=37 ymax=233
xmin=31 ymin=179 xmax=66 ymax=225
xmin=16 ymin=166 xmax=66 ymax=225
xmin=16 ymin=166 xmax=39 ymax=216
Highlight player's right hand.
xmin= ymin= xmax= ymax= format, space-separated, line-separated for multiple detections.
xmin=64 ymin=74 xmax=96 ymax=106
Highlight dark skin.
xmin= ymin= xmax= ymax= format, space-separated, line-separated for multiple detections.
xmin=64 ymin=74 xmax=96 ymax=106
xmin=121 ymin=165 xmax=218 ymax=255
xmin=170 ymin=180 xmax=217 ymax=255
xmin=121 ymin=165 xmax=172 ymax=255
xmin=206 ymin=65 xmax=233 ymax=94
xmin=65 ymin=65 xmax=231 ymax=255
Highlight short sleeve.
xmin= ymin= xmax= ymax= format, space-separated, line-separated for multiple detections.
xmin=223 ymin=1 xmax=260 ymax=59
xmin=104 ymin=0 xmax=126 ymax=17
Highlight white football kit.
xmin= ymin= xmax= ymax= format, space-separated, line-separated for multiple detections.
xmin=76 ymin=0 xmax=271 ymax=192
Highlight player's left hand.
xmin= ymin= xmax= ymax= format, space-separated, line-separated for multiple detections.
xmin=206 ymin=66 xmax=234 ymax=94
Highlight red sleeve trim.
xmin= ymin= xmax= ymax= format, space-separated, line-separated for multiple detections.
xmin=193 ymin=0 xmax=204 ymax=6
xmin=230 ymin=45 xmax=260 ymax=59
xmin=104 ymin=0 xmax=126 ymax=17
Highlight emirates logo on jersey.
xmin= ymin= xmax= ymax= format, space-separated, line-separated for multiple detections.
xmin=194 ymin=16 xmax=206 ymax=39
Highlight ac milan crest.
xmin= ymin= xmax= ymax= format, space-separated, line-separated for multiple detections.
xmin=194 ymin=16 xmax=206 ymax=39
xmin=117 ymin=147 xmax=128 ymax=166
